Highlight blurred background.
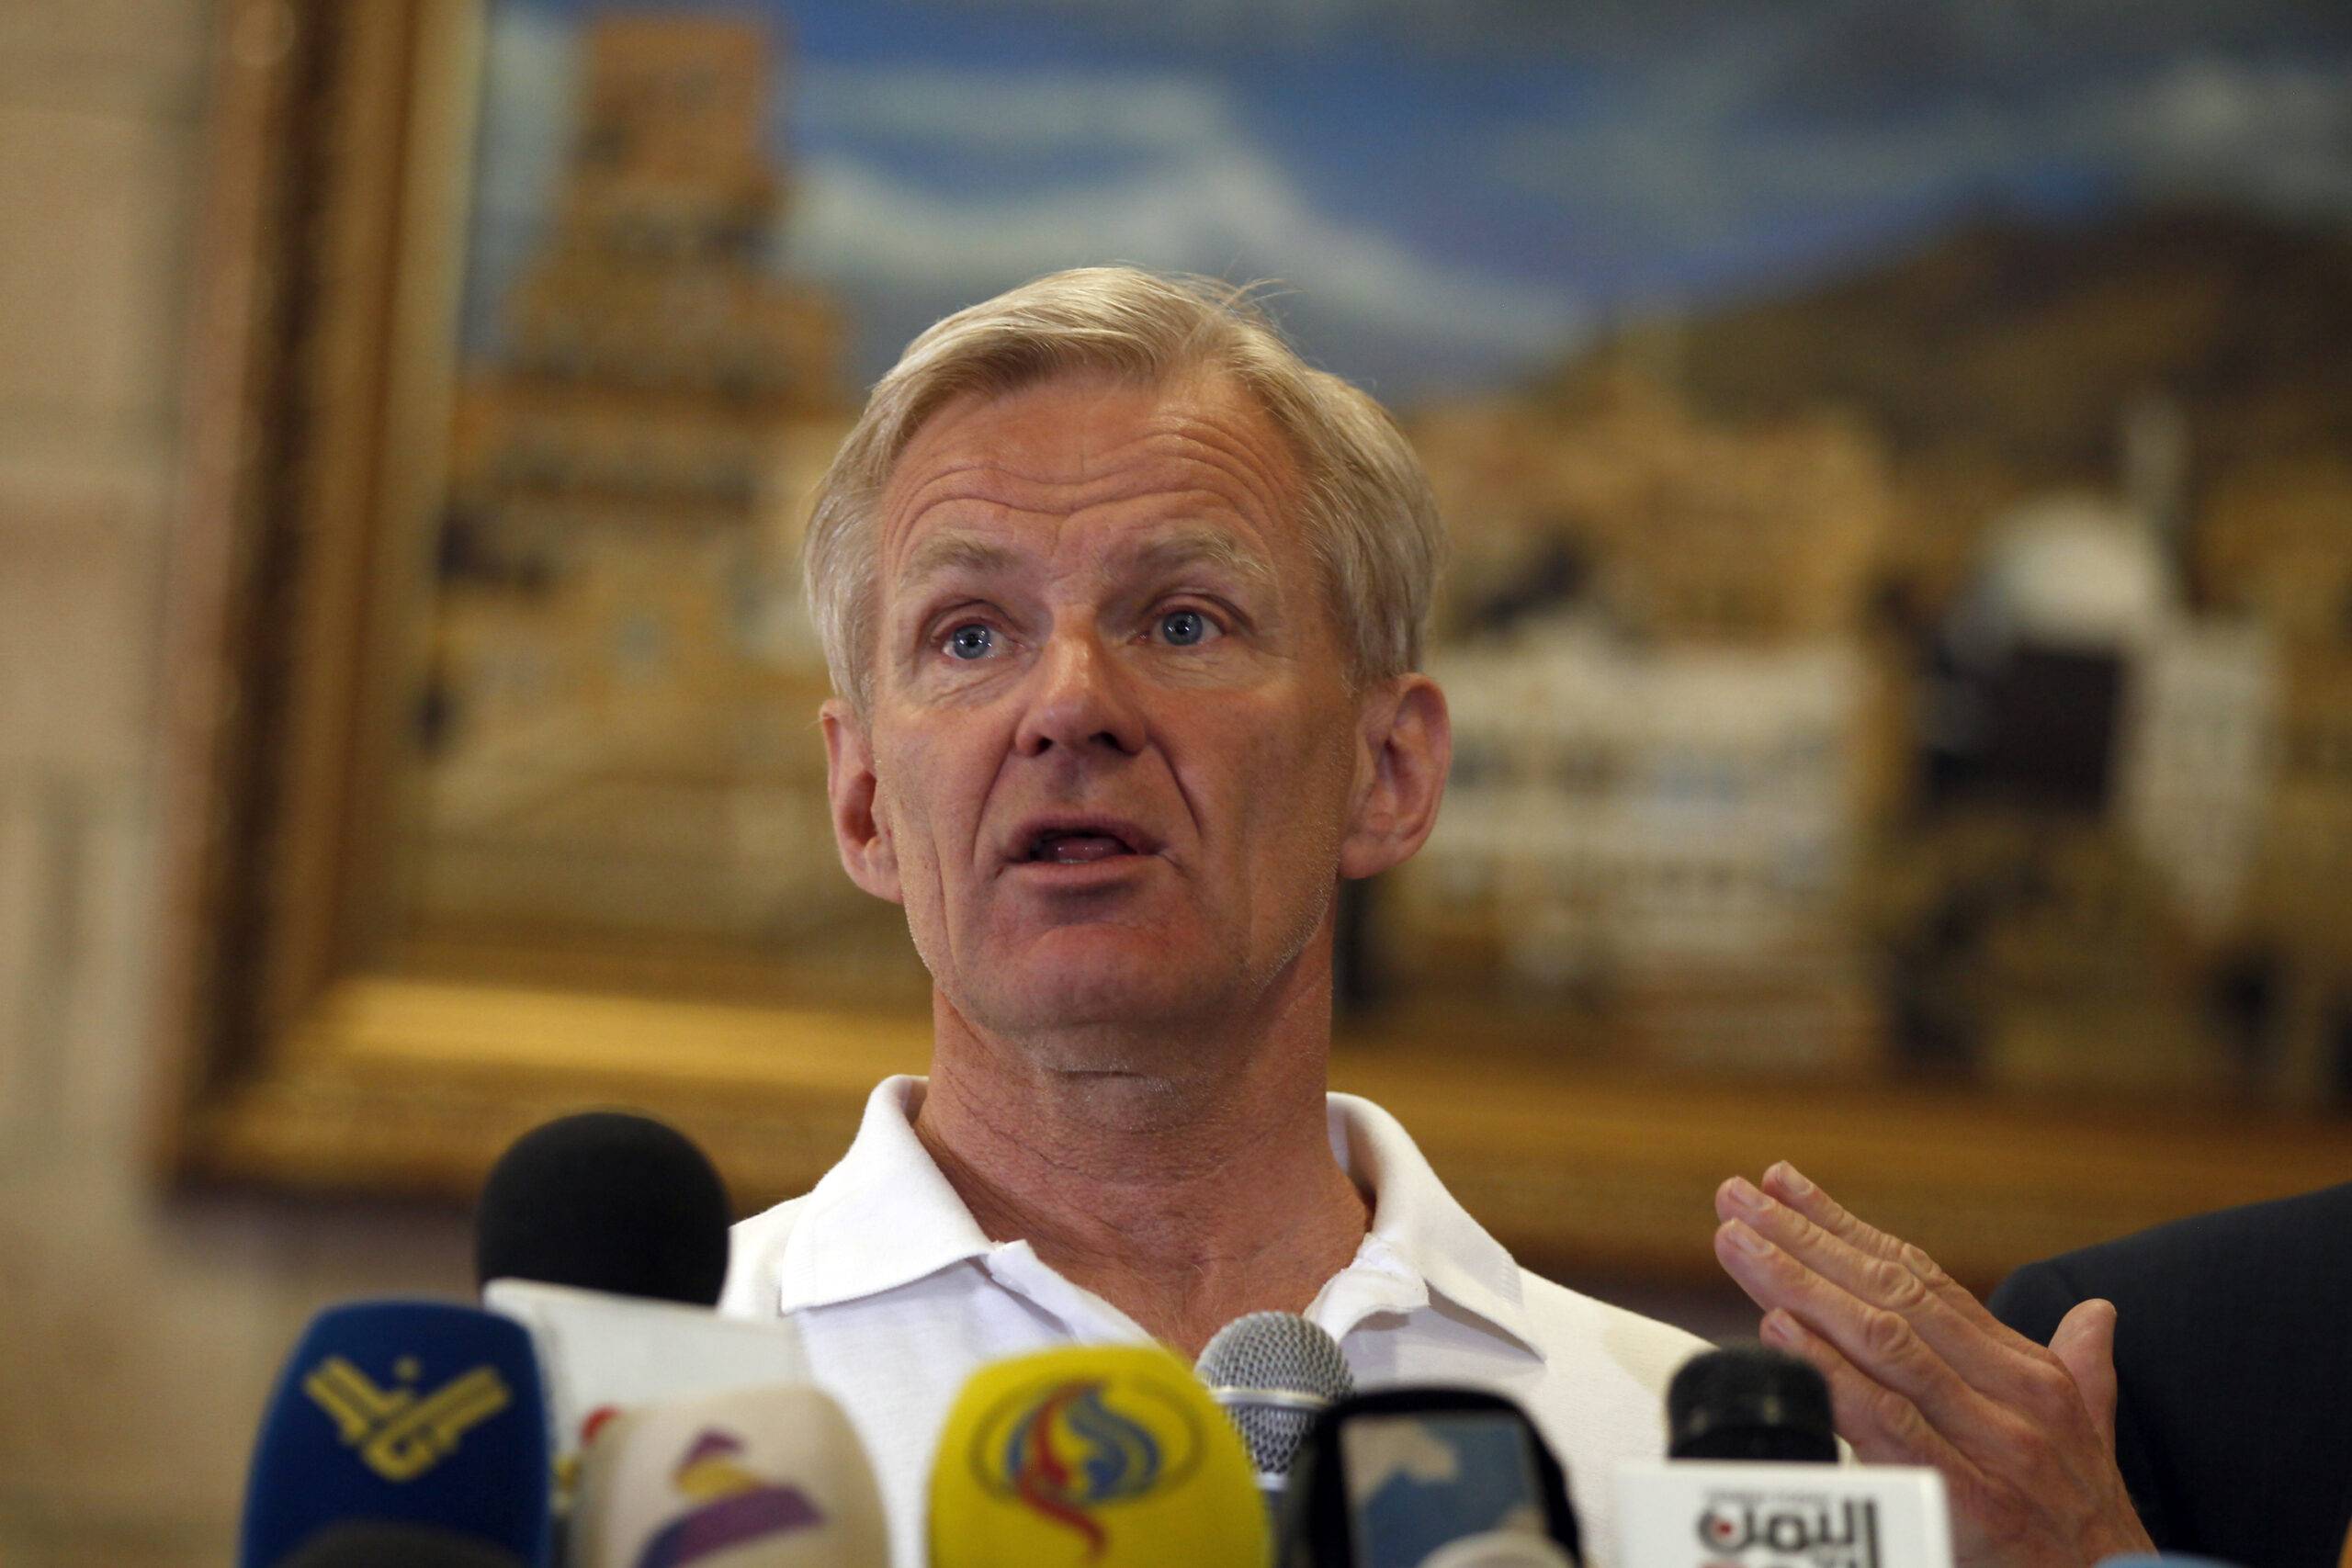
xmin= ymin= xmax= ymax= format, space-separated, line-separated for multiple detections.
xmin=3 ymin=0 xmax=2349 ymax=1559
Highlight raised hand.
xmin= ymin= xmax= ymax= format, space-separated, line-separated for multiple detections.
xmin=1713 ymin=1162 xmax=2154 ymax=1568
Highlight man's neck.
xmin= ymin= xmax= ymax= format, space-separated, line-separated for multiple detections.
xmin=911 ymin=971 xmax=1371 ymax=1361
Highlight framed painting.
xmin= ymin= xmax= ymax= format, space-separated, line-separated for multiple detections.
xmin=159 ymin=0 xmax=2351 ymax=1284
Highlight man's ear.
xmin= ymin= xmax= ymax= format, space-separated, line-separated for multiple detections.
xmin=820 ymin=698 xmax=903 ymax=905
xmin=1339 ymin=673 xmax=1451 ymax=880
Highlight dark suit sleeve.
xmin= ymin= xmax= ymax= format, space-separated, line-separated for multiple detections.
xmin=1987 ymin=1259 xmax=2174 ymax=1551
xmin=1984 ymin=1258 xmax=2080 ymax=1349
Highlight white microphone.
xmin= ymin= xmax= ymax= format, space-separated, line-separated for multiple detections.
xmin=483 ymin=1278 xmax=809 ymax=1471
xmin=571 ymin=1383 xmax=888 ymax=1566
xmin=1619 ymin=1347 xmax=1951 ymax=1568
xmin=1613 ymin=1461 xmax=1954 ymax=1568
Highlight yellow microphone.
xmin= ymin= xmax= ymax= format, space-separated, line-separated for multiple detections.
xmin=928 ymin=1343 xmax=1269 ymax=1567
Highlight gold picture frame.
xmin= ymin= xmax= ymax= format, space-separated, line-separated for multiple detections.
xmin=156 ymin=0 xmax=2348 ymax=1288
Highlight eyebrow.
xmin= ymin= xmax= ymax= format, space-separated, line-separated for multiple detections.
xmin=895 ymin=525 xmax=1278 ymax=595
xmin=1114 ymin=527 xmax=1277 ymax=592
xmin=897 ymin=531 xmax=1020 ymax=592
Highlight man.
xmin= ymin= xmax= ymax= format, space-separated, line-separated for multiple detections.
xmin=720 ymin=267 xmax=2149 ymax=1568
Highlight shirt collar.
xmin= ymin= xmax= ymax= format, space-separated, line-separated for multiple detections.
xmin=776 ymin=1076 xmax=995 ymax=1312
xmin=1325 ymin=1092 xmax=1546 ymax=1364
xmin=777 ymin=1077 xmax=1545 ymax=1364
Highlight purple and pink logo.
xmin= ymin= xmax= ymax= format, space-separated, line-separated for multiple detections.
xmin=635 ymin=1427 xmax=825 ymax=1568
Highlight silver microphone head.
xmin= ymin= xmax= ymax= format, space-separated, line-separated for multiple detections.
xmin=1194 ymin=1311 xmax=1355 ymax=1484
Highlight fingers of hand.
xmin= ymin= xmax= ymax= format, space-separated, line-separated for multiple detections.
xmin=2048 ymin=1298 xmax=2123 ymax=1451
xmin=1757 ymin=1308 xmax=1974 ymax=1477
xmin=1722 ymin=1171 xmax=2110 ymax=1455
xmin=1718 ymin=1178 xmax=1915 ymax=1330
xmin=1766 ymin=1310 xmax=2141 ymax=1567
xmin=1716 ymin=1176 xmax=2047 ymax=1409
xmin=1713 ymin=1216 xmax=2003 ymax=1444
xmin=1750 ymin=1165 xmax=2052 ymax=1359
xmin=1724 ymin=1178 xmax=2154 ymax=1566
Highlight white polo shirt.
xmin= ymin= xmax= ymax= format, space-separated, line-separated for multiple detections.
xmin=720 ymin=1077 xmax=1711 ymax=1567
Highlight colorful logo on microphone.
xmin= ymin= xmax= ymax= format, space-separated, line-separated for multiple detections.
xmin=303 ymin=1355 xmax=512 ymax=1483
xmin=635 ymin=1427 xmax=826 ymax=1568
xmin=970 ymin=1375 xmax=1204 ymax=1558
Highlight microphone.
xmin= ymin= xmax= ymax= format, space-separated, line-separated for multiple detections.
xmin=928 ymin=1342 xmax=1268 ymax=1566
xmin=571 ymin=1383 xmax=889 ymax=1566
xmin=276 ymin=1521 xmax=528 ymax=1567
xmin=1276 ymin=1386 xmax=1582 ymax=1568
xmin=1419 ymin=1540 xmax=1577 ymax=1568
xmin=1613 ymin=1461 xmax=1955 ymax=1568
xmin=1667 ymin=1347 xmax=1838 ymax=1463
xmin=476 ymin=1110 xmax=731 ymax=1305
xmin=482 ymin=1279 xmax=812 ymax=1472
xmin=1618 ymin=1347 xmax=1951 ymax=1568
xmin=1196 ymin=1311 xmax=1356 ymax=1495
xmin=474 ymin=1111 xmax=808 ymax=1469
xmin=237 ymin=1300 xmax=552 ymax=1568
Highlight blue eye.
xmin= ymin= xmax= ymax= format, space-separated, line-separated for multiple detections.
xmin=946 ymin=623 xmax=995 ymax=660
xmin=1159 ymin=609 xmax=1210 ymax=647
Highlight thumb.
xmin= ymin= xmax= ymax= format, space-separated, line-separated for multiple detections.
xmin=2050 ymin=1297 xmax=2121 ymax=1450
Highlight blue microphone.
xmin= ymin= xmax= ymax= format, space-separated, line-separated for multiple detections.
xmin=1277 ymin=1386 xmax=1582 ymax=1568
xmin=277 ymin=1521 xmax=528 ymax=1566
xmin=238 ymin=1300 xmax=553 ymax=1568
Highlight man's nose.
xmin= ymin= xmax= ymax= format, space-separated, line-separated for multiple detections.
xmin=1013 ymin=627 xmax=1147 ymax=759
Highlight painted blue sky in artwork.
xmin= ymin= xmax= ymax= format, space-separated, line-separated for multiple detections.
xmin=463 ymin=0 xmax=2352 ymax=402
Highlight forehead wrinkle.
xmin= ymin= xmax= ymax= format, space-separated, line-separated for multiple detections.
xmin=894 ymin=516 xmax=1278 ymax=614
xmin=875 ymin=379 xmax=1309 ymax=621
xmin=1140 ymin=414 xmax=1302 ymax=543
xmin=879 ymin=433 xmax=1192 ymax=562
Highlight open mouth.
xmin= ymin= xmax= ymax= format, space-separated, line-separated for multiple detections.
xmin=1025 ymin=829 xmax=1140 ymax=864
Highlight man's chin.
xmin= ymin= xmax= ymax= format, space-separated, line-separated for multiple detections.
xmin=955 ymin=946 xmax=1227 ymax=1039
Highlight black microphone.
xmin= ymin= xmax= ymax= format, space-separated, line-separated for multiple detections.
xmin=1623 ymin=1348 xmax=1957 ymax=1568
xmin=1277 ymin=1386 xmax=1581 ymax=1567
xmin=474 ymin=1110 xmax=730 ymax=1305
xmin=1666 ymin=1345 xmax=1838 ymax=1463
xmin=473 ymin=1111 xmax=808 ymax=1489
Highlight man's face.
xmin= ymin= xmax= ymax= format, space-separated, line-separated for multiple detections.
xmin=823 ymin=370 xmax=1372 ymax=1051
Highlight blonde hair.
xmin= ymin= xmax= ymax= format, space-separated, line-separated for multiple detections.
xmin=801 ymin=266 xmax=1444 ymax=713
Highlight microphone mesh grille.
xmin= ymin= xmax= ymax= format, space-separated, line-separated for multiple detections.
xmin=1193 ymin=1311 xmax=1354 ymax=1480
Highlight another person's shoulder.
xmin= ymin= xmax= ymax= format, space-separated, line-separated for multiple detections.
xmin=1988 ymin=1183 xmax=2352 ymax=1568
xmin=1992 ymin=1180 xmax=2352 ymax=1336
xmin=2065 ymin=1180 xmax=2346 ymax=1270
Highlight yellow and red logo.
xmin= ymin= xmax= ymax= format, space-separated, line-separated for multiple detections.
xmin=968 ymin=1375 xmax=1204 ymax=1558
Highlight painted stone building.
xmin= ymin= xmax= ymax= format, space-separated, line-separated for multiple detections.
xmin=417 ymin=17 xmax=888 ymax=979
xmin=1396 ymin=374 xmax=1894 ymax=1071
xmin=2200 ymin=458 xmax=2352 ymax=1101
